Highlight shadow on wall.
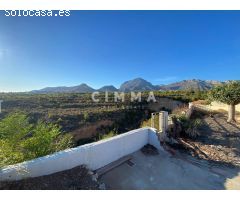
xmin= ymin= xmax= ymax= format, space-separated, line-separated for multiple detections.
xmin=148 ymin=97 xmax=185 ymax=113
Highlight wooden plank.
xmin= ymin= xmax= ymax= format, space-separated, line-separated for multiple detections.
xmin=95 ymin=155 xmax=133 ymax=176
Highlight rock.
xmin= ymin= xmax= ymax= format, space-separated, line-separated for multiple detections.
xmin=99 ymin=183 xmax=106 ymax=190
xmin=91 ymin=174 xmax=98 ymax=182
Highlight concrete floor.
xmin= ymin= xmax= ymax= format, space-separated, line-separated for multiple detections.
xmin=99 ymin=150 xmax=240 ymax=190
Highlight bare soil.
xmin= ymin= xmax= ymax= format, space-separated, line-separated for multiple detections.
xmin=0 ymin=165 xmax=100 ymax=190
xmin=180 ymin=112 xmax=240 ymax=167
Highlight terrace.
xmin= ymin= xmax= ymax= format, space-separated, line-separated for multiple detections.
xmin=0 ymin=111 xmax=239 ymax=189
xmin=99 ymin=149 xmax=240 ymax=190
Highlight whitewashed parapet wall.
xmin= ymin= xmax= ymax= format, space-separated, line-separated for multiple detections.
xmin=192 ymin=101 xmax=240 ymax=113
xmin=0 ymin=127 xmax=163 ymax=181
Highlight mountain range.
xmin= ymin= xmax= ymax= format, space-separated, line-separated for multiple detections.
xmin=31 ymin=78 xmax=223 ymax=94
xmin=158 ymin=79 xmax=222 ymax=91
xmin=31 ymin=84 xmax=95 ymax=94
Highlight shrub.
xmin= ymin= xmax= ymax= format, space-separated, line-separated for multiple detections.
xmin=0 ymin=112 xmax=73 ymax=168
xmin=100 ymin=130 xmax=117 ymax=140
xmin=175 ymin=115 xmax=202 ymax=138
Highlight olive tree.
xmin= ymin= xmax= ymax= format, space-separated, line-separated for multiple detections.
xmin=209 ymin=81 xmax=240 ymax=122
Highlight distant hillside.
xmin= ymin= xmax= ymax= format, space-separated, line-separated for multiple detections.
xmin=30 ymin=78 xmax=224 ymax=94
xmin=159 ymin=79 xmax=223 ymax=91
xmin=119 ymin=78 xmax=157 ymax=92
xmin=98 ymin=85 xmax=118 ymax=92
xmin=31 ymin=84 xmax=95 ymax=94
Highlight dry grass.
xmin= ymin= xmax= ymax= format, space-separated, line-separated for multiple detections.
xmin=171 ymin=105 xmax=189 ymax=116
xmin=72 ymin=120 xmax=113 ymax=140
xmin=192 ymin=100 xmax=210 ymax=105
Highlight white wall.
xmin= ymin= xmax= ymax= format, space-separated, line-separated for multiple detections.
xmin=148 ymin=129 xmax=164 ymax=151
xmin=148 ymin=97 xmax=185 ymax=112
xmin=0 ymin=127 xmax=160 ymax=181
xmin=209 ymin=101 xmax=240 ymax=112
xmin=193 ymin=101 xmax=240 ymax=113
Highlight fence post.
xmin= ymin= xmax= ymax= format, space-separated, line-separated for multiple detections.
xmin=159 ymin=112 xmax=163 ymax=132
xmin=186 ymin=102 xmax=194 ymax=119
xmin=159 ymin=111 xmax=168 ymax=133
xmin=151 ymin=113 xmax=155 ymax=128
xmin=189 ymin=102 xmax=193 ymax=109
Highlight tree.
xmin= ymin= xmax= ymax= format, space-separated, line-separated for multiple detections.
xmin=209 ymin=81 xmax=240 ymax=122
xmin=0 ymin=112 xmax=73 ymax=168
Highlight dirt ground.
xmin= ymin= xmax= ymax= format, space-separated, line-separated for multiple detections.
xmin=0 ymin=165 xmax=100 ymax=190
xmin=181 ymin=112 xmax=240 ymax=167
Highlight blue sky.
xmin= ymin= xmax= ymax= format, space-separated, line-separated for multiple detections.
xmin=0 ymin=10 xmax=240 ymax=92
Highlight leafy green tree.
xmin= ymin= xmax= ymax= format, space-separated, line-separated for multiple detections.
xmin=0 ymin=112 xmax=73 ymax=168
xmin=209 ymin=81 xmax=240 ymax=122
